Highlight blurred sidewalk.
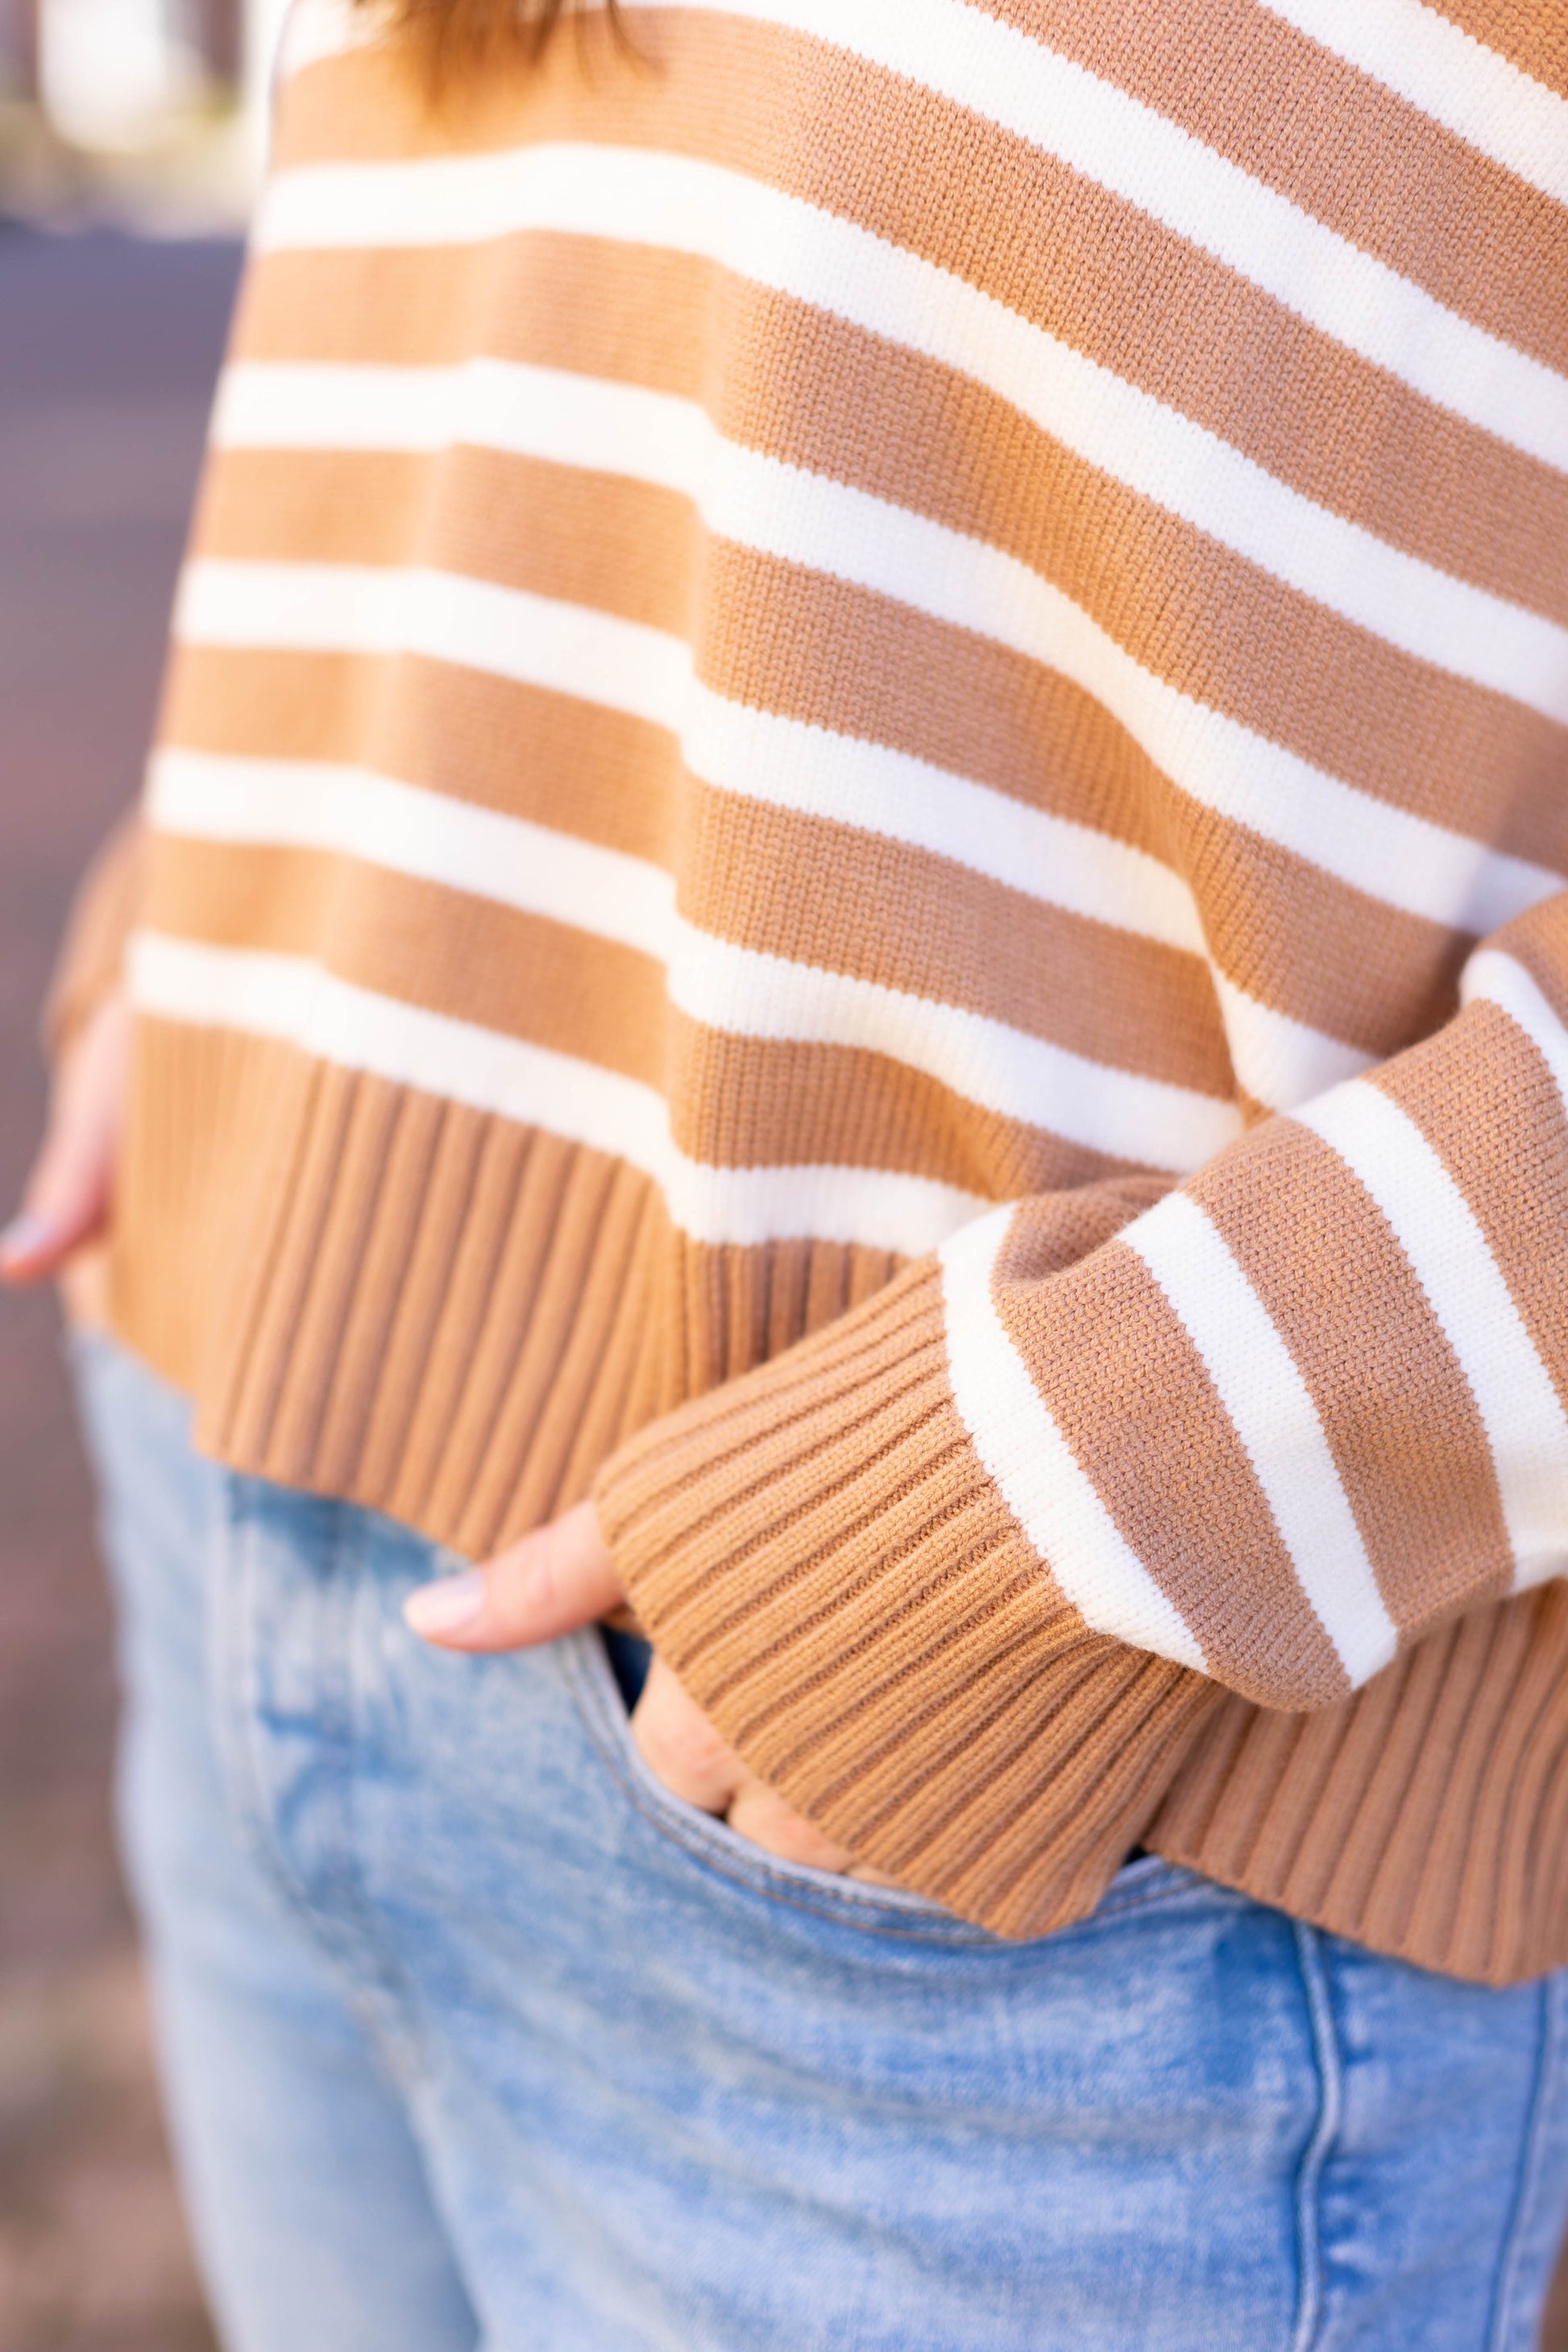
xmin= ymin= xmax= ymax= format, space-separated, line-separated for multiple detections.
xmin=0 ymin=221 xmax=241 ymax=2352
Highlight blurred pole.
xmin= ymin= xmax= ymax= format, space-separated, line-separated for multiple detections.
xmin=194 ymin=0 xmax=240 ymax=79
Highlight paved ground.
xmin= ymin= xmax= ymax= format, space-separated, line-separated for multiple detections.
xmin=0 ymin=222 xmax=239 ymax=2352
xmin=2 ymin=214 xmax=1567 ymax=2352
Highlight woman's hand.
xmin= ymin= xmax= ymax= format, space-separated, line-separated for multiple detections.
xmin=405 ymin=1500 xmax=869 ymax=1877
xmin=1 ymin=992 xmax=131 ymax=1284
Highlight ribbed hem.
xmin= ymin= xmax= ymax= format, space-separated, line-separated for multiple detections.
xmin=1148 ymin=1582 xmax=1568 ymax=1985
xmin=595 ymin=1259 xmax=1221 ymax=1939
xmin=109 ymin=1015 xmax=906 ymax=1559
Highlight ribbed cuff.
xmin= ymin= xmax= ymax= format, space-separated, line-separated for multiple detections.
xmin=593 ymin=1256 xmax=1220 ymax=1938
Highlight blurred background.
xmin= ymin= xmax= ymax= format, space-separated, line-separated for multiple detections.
xmin=2 ymin=7 xmax=1568 ymax=2349
xmin=2 ymin=10 xmax=251 ymax=2344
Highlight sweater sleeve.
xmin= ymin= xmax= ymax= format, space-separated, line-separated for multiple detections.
xmin=593 ymin=889 xmax=1568 ymax=1937
xmin=44 ymin=812 xmax=145 ymax=1059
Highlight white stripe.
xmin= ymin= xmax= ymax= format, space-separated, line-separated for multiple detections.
xmin=175 ymin=538 xmax=1563 ymax=946
xmin=1209 ymin=969 xmax=1375 ymax=1105
xmin=258 ymin=74 xmax=1568 ymax=486
xmin=127 ymin=931 xmax=989 ymax=1254
xmin=678 ymin=699 xmax=1205 ymax=958
xmin=1296 ymin=1079 xmax=1568 ymax=1588
xmin=1462 ymin=947 xmax=1568 ymax=1108
xmin=216 ymin=344 xmax=1568 ymax=734
xmin=178 ymin=556 xmax=688 ymax=711
xmin=171 ymin=563 xmax=1204 ymax=949
xmin=147 ymin=752 xmax=678 ymax=958
xmin=939 ymin=1205 xmax=1205 ymax=1668
xmin=665 ymin=931 xmax=1236 ymax=1168
xmin=1124 ymin=1189 xmax=1397 ymax=1683
xmin=1259 ymin=0 xmax=1568 ymax=211
xmin=147 ymin=749 xmax=1238 ymax=1170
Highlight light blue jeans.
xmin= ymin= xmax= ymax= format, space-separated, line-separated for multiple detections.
xmin=75 ymin=1334 xmax=1568 ymax=2352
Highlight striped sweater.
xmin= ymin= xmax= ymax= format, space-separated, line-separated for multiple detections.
xmin=71 ymin=0 xmax=1568 ymax=1978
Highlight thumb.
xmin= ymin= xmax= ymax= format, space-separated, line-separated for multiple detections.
xmin=404 ymin=1499 xmax=623 ymax=1651
xmin=1 ymin=996 xmax=129 ymax=1287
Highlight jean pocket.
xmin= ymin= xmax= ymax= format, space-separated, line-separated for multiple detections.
xmin=558 ymin=1624 xmax=1014 ymax=1944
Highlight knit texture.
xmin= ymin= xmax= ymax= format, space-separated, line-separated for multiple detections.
xmin=66 ymin=0 xmax=1568 ymax=1977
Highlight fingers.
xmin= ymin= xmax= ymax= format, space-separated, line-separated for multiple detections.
xmin=404 ymin=1498 xmax=622 ymax=1650
xmin=633 ymin=1658 xmax=857 ymax=1873
xmin=1 ymin=994 xmax=131 ymax=1287
xmin=633 ymin=1656 xmax=748 ymax=1815
xmin=725 ymin=1777 xmax=858 ymax=1873
xmin=407 ymin=1513 xmax=865 ymax=1882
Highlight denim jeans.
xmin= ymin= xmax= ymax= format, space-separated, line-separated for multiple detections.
xmin=75 ymin=1333 xmax=1568 ymax=2352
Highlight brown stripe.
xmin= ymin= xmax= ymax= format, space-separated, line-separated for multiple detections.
xmin=706 ymin=303 xmax=1568 ymax=845
xmin=160 ymin=643 xmax=384 ymax=769
xmin=141 ymin=832 xmax=669 ymax=1083
xmin=1429 ymin=1 xmax=1568 ymax=97
xmin=196 ymin=445 xmax=694 ymax=638
xmin=695 ymin=297 xmax=1568 ymax=843
xmin=1373 ymin=1002 xmax=1568 ymax=1414
xmin=195 ymin=450 xmax=431 ymax=569
xmin=1188 ymin=1114 xmax=1515 ymax=1637
xmin=164 ymin=555 xmax=1177 ymax=862
xmin=977 ymin=0 xmax=1568 ymax=372
xmin=233 ymin=245 xmax=491 ymax=367
xmin=234 ymin=230 xmax=716 ymax=392
xmin=992 ymin=1204 xmax=1350 ymax=1706
xmin=268 ymin=19 xmax=1568 ymax=613
xmin=1492 ymin=890 xmax=1568 ymax=1027
xmin=667 ymin=1016 xmax=1147 ymax=1195
xmin=160 ymin=645 xmax=676 ymax=865
xmin=179 ymin=501 xmax=1542 ymax=1007
xmin=240 ymin=226 xmax=1568 ymax=644
xmin=1163 ymin=795 xmax=1467 ymax=1059
xmin=678 ymin=787 xmax=1232 ymax=1094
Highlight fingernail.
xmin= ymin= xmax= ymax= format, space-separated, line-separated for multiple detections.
xmin=0 ymin=1213 xmax=54 ymax=1269
xmin=404 ymin=1570 xmax=486 ymax=1637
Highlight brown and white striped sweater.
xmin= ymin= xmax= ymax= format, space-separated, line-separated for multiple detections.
xmin=67 ymin=0 xmax=1568 ymax=1979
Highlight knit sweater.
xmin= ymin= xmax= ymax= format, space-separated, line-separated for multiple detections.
xmin=66 ymin=0 xmax=1568 ymax=1981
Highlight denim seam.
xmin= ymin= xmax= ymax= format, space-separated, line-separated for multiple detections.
xmin=1288 ymin=1920 xmax=1340 ymax=2352
xmin=560 ymin=1632 xmax=1220 ymax=1947
xmin=291 ymin=1504 xmax=464 ymax=2107
xmin=1483 ymin=1972 xmax=1566 ymax=2352
xmin=208 ymin=1477 xmax=314 ymax=1923
xmin=212 ymin=1480 xmax=432 ymax=2092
